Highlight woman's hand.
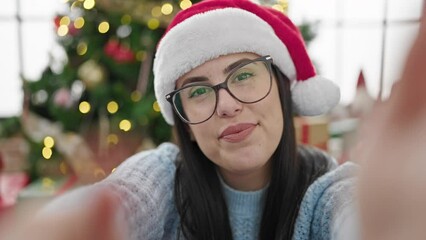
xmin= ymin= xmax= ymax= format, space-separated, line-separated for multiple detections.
xmin=2 ymin=186 xmax=127 ymax=240
xmin=357 ymin=7 xmax=426 ymax=240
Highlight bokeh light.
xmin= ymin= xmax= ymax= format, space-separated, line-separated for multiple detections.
xmin=107 ymin=101 xmax=119 ymax=114
xmin=79 ymin=101 xmax=91 ymax=114
xmin=44 ymin=136 xmax=55 ymax=148
xmin=98 ymin=21 xmax=110 ymax=33
xmin=119 ymin=119 xmax=132 ymax=132
xmin=180 ymin=0 xmax=192 ymax=10
xmin=161 ymin=3 xmax=174 ymax=15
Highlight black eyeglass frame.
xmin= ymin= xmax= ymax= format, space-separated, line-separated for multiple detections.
xmin=165 ymin=55 xmax=273 ymax=124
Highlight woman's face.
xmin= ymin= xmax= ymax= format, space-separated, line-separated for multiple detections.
xmin=176 ymin=53 xmax=284 ymax=190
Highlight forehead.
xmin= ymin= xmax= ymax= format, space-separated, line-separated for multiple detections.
xmin=175 ymin=52 xmax=261 ymax=87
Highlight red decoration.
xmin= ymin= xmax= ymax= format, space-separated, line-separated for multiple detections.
xmin=68 ymin=24 xmax=80 ymax=36
xmin=104 ymin=39 xmax=135 ymax=63
xmin=54 ymin=15 xmax=61 ymax=29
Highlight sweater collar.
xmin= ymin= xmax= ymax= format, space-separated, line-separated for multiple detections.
xmin=218 ymin=174 xmax=269 ymax=217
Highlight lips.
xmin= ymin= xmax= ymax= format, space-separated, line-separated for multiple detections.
xmin=219 ymin=123 xmax=257 ymax=143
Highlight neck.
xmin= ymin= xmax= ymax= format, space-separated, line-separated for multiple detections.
xmin=218 ymin=162 xmax=272 ymax=191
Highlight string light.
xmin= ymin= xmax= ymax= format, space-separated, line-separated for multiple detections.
xmin=147 ymin=18 xmax=160 ymax=30
xmin=60 ymin=161 xmax=68 ymax=175
xmin=107 ymin=101 xmax=119 ymax=114
xmin=107 ymin=134 xmax=119 ymax=145
xmin=83 ymin=0 xmax=96 ymax=10
xmin=93 ymin=168 xmax=106 ymax=179
xmin=44 ymin=136 xmax=55 ymax=148
xmin=42 ymin=177 xmax=55 ymax=188
xmin=272 ymin=4 xmax=284 ymax=13
xmin=136 ymin=51 xmax=146 ymax=61
xmin=70 ymin=1 xmax=80 ymax=10
xmin=98 ymin=21 xmax=110 ymax=33
xmin=153 ymin=101 xmax=161 ymax=112
xmin=161 ymin=3 xmax=174 ymax=15
xmin=74 ymin=17 xmax=85 ymax=29
xmin=79 ymin=101 xmax=91 ymax=114
xmin=180 ymin=0 xmax=192 ymax=10
xmin=121 ymin=14 xmax=132 ymax=25
xmin=57 ymin=25 xmax=69 ymax=36
xmin=131 ymin=91 xmax=142 ymax=102
xmin=42 ymin=147 xmax=53 ymax=160
xmin=119 ymin=119 xmax=132 ymax=132
xmin=151 ymin=6 xmax=162 ymax=17
xmin=77 ymin=41 xmax=88 ymax=55
xmin=60 ymin=16 xmax=71 ymax=26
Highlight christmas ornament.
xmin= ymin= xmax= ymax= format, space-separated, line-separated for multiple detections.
xmin=104 ymin=39 xmax=135 ymax=63
xmin=53 ymin=88 xmax=73 ymax=108
xmin=77 ymin=60 xmax=107 ymax=89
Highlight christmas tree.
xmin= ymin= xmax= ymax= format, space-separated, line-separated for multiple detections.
xmin=1 ymin=0 xmax=307 ymax=183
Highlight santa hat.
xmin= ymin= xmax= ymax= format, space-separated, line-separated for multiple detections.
xmin=153 ymin=0 xmax=340 ymax=125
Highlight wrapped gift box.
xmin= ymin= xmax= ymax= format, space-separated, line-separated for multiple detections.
xmin=0 ymin=172 xmax=29 ymax=208
xmin=294 ymin=116 xmax=329 ymax=151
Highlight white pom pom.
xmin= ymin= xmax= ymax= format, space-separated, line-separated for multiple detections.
xmin=291 ymin=76 xmax=340 ymax=116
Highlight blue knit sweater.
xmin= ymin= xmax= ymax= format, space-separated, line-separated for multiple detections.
xmin=93 ymin=142 xmax=358 ymax=240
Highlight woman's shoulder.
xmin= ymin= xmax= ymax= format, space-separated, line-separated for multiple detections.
xmin=98 ymin=142 xmax=182 ymax=239
xmin=99 ymin=141 xmax=181 ymax=200
xmin=293 ymin=161 xmax=358 ymax=240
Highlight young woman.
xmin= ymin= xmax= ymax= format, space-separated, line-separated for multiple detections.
xmin=6 ymin=1 xmax=426 ymax=240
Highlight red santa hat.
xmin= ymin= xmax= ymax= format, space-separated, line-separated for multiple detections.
xmin=153 ymin=0 xmax=340 ymax=125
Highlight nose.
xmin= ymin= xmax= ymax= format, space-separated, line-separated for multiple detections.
xmin=215 ymin=89 xmax=242 ymax=118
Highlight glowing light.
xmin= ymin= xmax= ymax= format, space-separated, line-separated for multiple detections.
xmin=93 ymin=168 xmax=106 ymax=179
xmin=42 ymin=177 xmax=55 ymax=187
xmin=147 ymin=18 xmax=160 ymax=30
xmin=44 ymin=136 xmax=55 ymax=148
xmin=83 ymin=0 xmax=96 ymax=10
xmin=71 ymin=1 xmax=80 ymax=9
xmin=111 ymin=168 xmax=117 ymax=173
xmin=57 ymin=25 xmax=69 ymax=36
xmin=60 ymin=161 xmax=68 ymax=175
xmin=98 ymin=21 xmax=110 ymax=33
xmin=153 ymin=101 xmax=161 ymax=112
xmin=77 ymin=41 xmax=88 ymax=55
xmin=79 ymin=101 xmax=91 ymax=114
xmin=119 ymin=119 xmax=132 ymax=132
xmin=107 ymin=101 xmax=119 ymax=114
xmin=180 ymin=0 xmax=192 ymax=10
xmin=60 ymin=16 xmax=71 ymax=26
xmin=272 ymin=4 xmax=285 ymax=13
xmin=42 ymin=147 xmax=53 ymax=159
xmin=161 ymin=3 xmax=173 ymax=15
xmin=131 ymin=91 xmax=142 ymax=102
xmin=151 ymin=6 xmax=162 ymax=17
xmin=121 ymin=14 xmax=132 ymax=25
xmin=136 ymin=51 xmax=146 ymax=61
xmin=107 ymin=134 xmax=119 ymax=145
xmin=74 ymin=17 xmax=85 ymax=29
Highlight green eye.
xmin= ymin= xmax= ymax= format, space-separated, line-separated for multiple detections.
xmin=189 ymin=86 xmax=212 ymax=98
xmin=235 ymin=72 xmax=254 ymax=81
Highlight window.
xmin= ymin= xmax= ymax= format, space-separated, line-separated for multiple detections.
xmin=289 ymin=0 xmax=423 ymax=104
xmin=0 ymin=0 xmax=65 ymax=117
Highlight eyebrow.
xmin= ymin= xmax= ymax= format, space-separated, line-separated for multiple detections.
xmin=179 ymin=58 xmax=254 ymax=87
xmin=223 ymin=58 xmax=253 ymax=75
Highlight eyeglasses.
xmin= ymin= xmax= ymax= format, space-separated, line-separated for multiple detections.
xmin=166 ymin=55 xmax=273 ymax=124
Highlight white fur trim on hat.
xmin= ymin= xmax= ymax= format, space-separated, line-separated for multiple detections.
xmin=153 ymin=8 xmax=296 ymax=125
xmin=292 ymin=76 xmax=340 ymax=116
